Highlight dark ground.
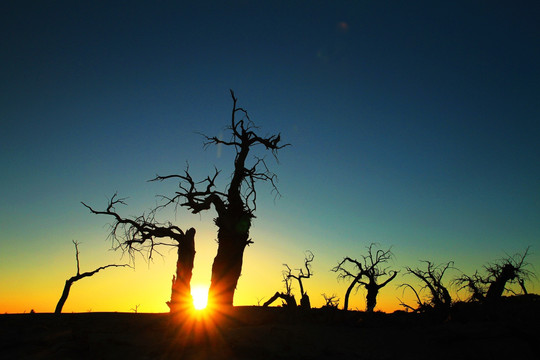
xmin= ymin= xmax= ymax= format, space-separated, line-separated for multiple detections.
xmin=1 ymin=295 xmax=538 ymax=360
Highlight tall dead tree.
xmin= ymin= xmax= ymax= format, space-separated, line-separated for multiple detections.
xmin=455 ymin=247 xmax=535 ymax=302
xmin=399 ymin=261 xmax=454 ymax=313
xmin=151 ymin=90 xmax=288 ymax=308
xmin=82 ymin=195 xmax=196 ymax=313
xmin=55 ymin=241 xmax=129 ymax=314
xmin=333 ymin=244 xmax=398 ymax=312
xmin=283 ymin=251 xmax=314 ymax=309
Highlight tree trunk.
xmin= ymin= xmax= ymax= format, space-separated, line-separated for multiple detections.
xmin=300 ymin=294 xmax=311 ymax=309
xmin=167 ymin=228 xmax=196 ymax=313
xmin=208 ymin=215 xmax=250 ymax=307
xmin=486 ymin=264 xmax=516 ymax=300
xmin=519 ymin=279 xmax=528 ymax=295
xmin=55 ymin=279 xmax=74 ymax=314
xmin=343 ymin=274 xmax=362 ymax=311
xmin=366 ymin=285 xmax=379 ymax=313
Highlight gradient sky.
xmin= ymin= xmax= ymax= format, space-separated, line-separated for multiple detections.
xmin=1 ymin=1 xmax=539 ymax=313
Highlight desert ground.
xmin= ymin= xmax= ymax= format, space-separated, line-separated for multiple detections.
xmin=1 ymin=295 xmax=538 ymax=360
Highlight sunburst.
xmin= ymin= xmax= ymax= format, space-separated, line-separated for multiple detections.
xmin=191 ymin=286 xmax=209 ymax=310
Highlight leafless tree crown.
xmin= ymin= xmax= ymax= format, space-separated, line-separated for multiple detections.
xmin=284 ymin=251 xmax=314 ymax=296
xmin=333 ymin=243 xmax=398 ymax=311
xmin=150 ymin=90 xmax=290 ymax=220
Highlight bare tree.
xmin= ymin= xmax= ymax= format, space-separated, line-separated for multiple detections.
xmin=321 ymin=293 xmax=340 ymax=309
xmin=455 ymin=247 xmax=535 ymax=302
xmin=399 ymin=261 xmax=453 ymax=313
xmin=150 ymin=90 xmax=289 ymax=308
xmin=55 ymin=241 xmax=130 ymax=314
xmin=283 ymin=251 xmax=314 ymax=309
xmin=82 ymin=195 xmax=196 ymax=313
xmin=333 ymin=244 xmax=398 ymax=312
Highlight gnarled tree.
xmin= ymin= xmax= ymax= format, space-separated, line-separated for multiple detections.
xmin=321 ymin=293 xmax=340 ymax=309
xmin=399 ymin=260 xmax=454 ymax=313
xmin=151 ymin=90 xmax=288 ymax=308
xmin=82 ymin=195 xmax=196 ymax=313
xmin=55 ymin=240 xmax=130 ymax=314
xmin=333 ymin=243 xmax=398 ymax=312
xmin=455 ymin=247 xmax=535 ymax=302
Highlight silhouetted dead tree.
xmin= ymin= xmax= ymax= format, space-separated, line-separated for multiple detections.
xmin=399 ymin=261 xmax=454 ymax=313
xmin=82 ymin=195 xmax=196 ymax=313
xmin=333 ymin=244 xmax=398 ymax=312
xmin=283 ymin=251 xmax=314 ymax=309
xmin=321 ymin=293 xmax=340 ymax=308
xmin=454 ymin=270 xmax=486 ymax=302
xmin=263 ymin=274 xmax=297 ymax=308
xmin=150 ymin=90 xmax=289 ymax=308
xmin=455 ymin=247 xmax=535 ymax=302
xmin=55 ymin=241 xmax=129 ymax=314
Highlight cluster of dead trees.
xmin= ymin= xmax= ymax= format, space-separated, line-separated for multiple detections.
xmin=263 ymin=244 xmax=399 ymax=312
xmin=261 ymin=244 xmax=534 ymax=314
xmin=398 ymin=247 xmax=535 ymax=314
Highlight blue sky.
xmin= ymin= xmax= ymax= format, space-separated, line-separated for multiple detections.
xmin=1 ymin=1 xmax=539 ymax=312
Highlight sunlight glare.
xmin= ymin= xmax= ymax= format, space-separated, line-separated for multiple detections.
xmin=191 ymin=286 xmax=209 ymax=310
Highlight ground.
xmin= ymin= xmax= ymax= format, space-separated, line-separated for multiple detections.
xmin=1 ymin=295 xmax=538 ymax=359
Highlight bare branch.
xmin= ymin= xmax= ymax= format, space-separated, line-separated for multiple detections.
xmin=55 ymin=242 xmax=131 ymax=314
xmin=81 ymin=194 xmax=189 ymax=261
xmin=397 ymin=284 xmax=425 ymax=312
xmin=72 ymin=240 xmax=81 ymax=276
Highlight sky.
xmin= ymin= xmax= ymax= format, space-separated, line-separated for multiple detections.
xmin=1 ymin=1 xmax=539 ymax=313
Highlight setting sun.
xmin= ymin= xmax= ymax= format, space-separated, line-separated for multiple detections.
xmin=191 ymin=286 xmax=209 ymax=310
